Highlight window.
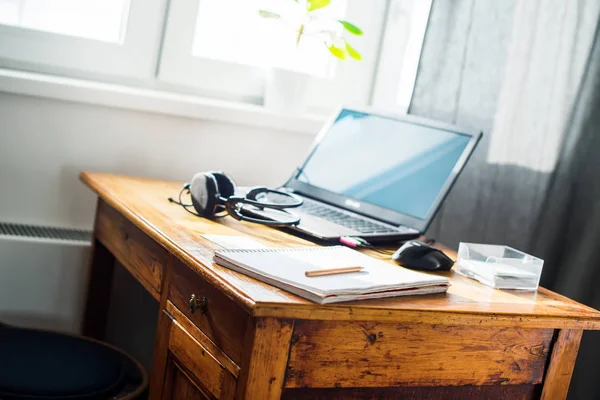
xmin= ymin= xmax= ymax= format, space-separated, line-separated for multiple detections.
xmin=0 ymin=0 xmax=165 ymax=78
xmin=0 ymin=0 xmax=129 ymax=42
xmin=0 ymin=0 xmax=432 ymax=116
xmin=372 ymin=0 xmax=432 ymax=113
xmin=192 ymin=0 xmax=347 ymax=77
xmin=159 ymin=0 xmax=388 ymax=110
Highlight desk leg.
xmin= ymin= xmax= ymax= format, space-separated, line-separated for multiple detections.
xmin=149 ymin=260 xmax=174 ymax=400
xmin=81 ymin=237 xmax=116 ymax=339
xmin=148 ymin=309 xmax=174 ymax=400
xmin=541 ymin=329 xmax=583 ymax=400
xmin=236 ymin=317 xmax=294 ymax=400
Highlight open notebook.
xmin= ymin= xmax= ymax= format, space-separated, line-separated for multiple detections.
xmin=214 ymin=246 xmax=449 ymax=304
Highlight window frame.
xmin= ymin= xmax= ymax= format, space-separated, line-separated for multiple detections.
xmin=371 ymin=0 xmax=433 ymax=113
xmin=158 ymin=0 xmax=389 ymax=110
xmin=0 ymin=0 xmax=167 ymax=79
xmin=0 ymin=0 xmax=432 ymax=118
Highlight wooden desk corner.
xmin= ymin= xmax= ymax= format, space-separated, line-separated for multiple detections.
xmin=80 ymin=171 xmax=600 ymax=400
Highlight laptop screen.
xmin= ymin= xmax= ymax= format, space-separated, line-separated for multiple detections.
xmin=296 ymin=109 xmax=472 ymax=220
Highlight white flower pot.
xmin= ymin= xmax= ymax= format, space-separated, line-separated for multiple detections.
xmin=264 ymin=68 xmax=310 ymax=113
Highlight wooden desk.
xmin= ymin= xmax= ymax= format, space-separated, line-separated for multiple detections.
xmin=80 ymin=172 xmax=600 ymax=400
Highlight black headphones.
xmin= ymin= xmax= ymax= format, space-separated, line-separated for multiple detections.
xmin=168 ymin=172 xmax=303 ymax=226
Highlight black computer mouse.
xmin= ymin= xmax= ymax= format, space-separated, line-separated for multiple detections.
xmin=392 ymin=240 xmax=454 ymax=271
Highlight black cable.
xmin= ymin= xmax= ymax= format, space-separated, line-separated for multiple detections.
xmin=179 ymin=187 xmax=193 ymax=207
xmin=168 ymin=197 xmax=193 ymax=207
xmin=167 ymin=187 xmax=193 ymax=206
xmin=168 ymin=187 xmax=200 ymax=216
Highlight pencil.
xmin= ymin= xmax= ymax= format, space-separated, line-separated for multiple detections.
xmin=305 ymin=266 xmax=364 ymax=277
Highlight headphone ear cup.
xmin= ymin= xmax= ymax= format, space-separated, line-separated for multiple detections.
xmin=210 ymin=172 xmax=236 ymax=211
xmin=189 ymin=172 xmax=219 ymax=217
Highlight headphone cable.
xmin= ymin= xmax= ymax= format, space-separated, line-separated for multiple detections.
xmin=168 ymin=187 xmax=200 ymax=216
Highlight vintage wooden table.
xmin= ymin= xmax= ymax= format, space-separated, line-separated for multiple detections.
xmin=80 ymin=172 xmax=600 ymax=399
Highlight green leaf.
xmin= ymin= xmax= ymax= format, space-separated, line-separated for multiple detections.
xmin=258 ymin=10 xmax=281 ymax=18
xmin=307 ymin=0 xmax=331 ymax=12
xmin=328 ymin=44 xmax=346 ymax=60
xmin=296 ymin=24 xmax=304 ymax=45
xmin=338 ymin=20 xmax=363 ymax=35
xmin=345 ymin=42 xmax=362 ymax=60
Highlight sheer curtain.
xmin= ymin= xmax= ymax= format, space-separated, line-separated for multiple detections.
xmin=411 ymin=0 xmax=600 ymax=396
xmin=530 ymin=17 xmax=600 ymax=399
xmin=410 ymin=0 xmax=599 ymax=249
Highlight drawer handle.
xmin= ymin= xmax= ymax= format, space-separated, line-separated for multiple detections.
xmin=189 ymin=294 xmax=207 ymax=315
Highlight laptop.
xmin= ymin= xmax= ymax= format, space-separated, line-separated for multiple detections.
xmin=246 ymin=106 xmax=482 ymax=242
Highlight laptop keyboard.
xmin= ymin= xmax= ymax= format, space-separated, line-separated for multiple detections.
xmin=300 ymin=200 xmax=405 ymax=234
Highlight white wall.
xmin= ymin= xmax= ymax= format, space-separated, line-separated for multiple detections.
xmin=0 ymin=92 xmax=315 ymax=230
xmin=0 ymin=91 xmax=315 ymax=351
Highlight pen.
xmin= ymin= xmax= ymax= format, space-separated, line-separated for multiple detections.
xmin=305 ymin=266 xmax=364 ymax=277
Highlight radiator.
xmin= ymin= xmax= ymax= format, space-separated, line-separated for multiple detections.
xmin=0 ymin=222 xmax=92 ymax=333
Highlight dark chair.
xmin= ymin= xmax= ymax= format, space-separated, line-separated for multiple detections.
xmin=0 ymin=325 xmax=148 ymax=400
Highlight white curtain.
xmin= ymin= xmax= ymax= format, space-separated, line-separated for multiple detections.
xmin=411 ymin=1 xmax=600 ymax=397
xmin=410 ymin=0 xmax=600 ymax=249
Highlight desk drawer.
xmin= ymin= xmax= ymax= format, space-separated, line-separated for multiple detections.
xmin=168 ymin=318 xmax=237 ymax=399
xmin=285 ymin=320 xmax=554 ymax=388
xmin=96 ymin=200 xmax=166 ymax=298
xmin=169 ymin=258 xmax=250 ymax=365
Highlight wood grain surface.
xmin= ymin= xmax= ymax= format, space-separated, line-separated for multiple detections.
xmin=285 ymin=320 xmax=553 ymax=388
xmin=166 ymin=300 xmax=240 ymax=378
xmin=80 ymin=172 xmax=600 ymax=330
xmin=168 ymin=319 xmax=237 ymax=399
xmin=148 ymin=310 xmax=174 ymax=400
xmin=162 ymin=360 xmax=213 ymax=400
xmin=540 ymin=329 xmax=583 ymax=400
xmin=95 ymin=199 xmax=166 ymax=299
xmin=168 ymin=256 xmax=250 ymax=365
xmin=236 ymin=317 xmax=294 ymax=399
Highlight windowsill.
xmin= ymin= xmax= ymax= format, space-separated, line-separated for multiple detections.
xmin=0 ymin=68 xmax=326 ymax=135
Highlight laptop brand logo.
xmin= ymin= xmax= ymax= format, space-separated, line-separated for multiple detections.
xmin=345 ymin=199 xmax=361 ymax=209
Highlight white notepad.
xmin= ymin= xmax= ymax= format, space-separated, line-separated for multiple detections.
xmin=214 ymin=246 xmax=449 ymax=304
